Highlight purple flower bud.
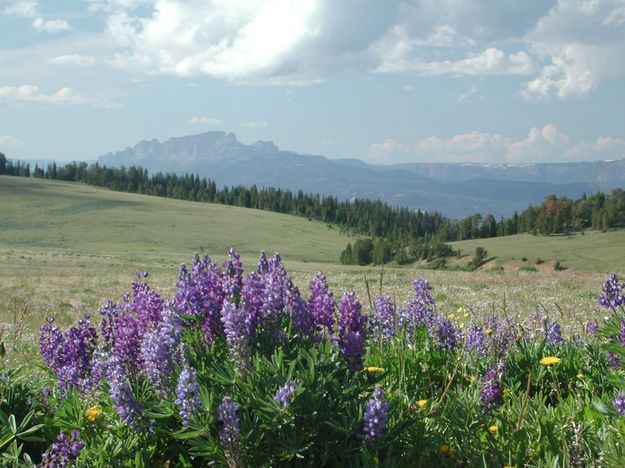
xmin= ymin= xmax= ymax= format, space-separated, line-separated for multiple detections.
xmin=431 ymin=314 xmax=459 ymax=351
xmin=465 ymin=322 xmax=484 ymax=354
xmin=480 ymin=363 xmax=504 ymax=413
xmin=40 ymin=430 xmax=84 ymax=467
xmin=338 ymin=292 xmax=367 ymax=371
xmin=274 ymin=380 xmax=297 ymax=407
xmin=222 ymin=248 xmax=244 ymax=299
xmin=285 ymin=279 xmax=313 ymax=337
xmin=218 ymin=396 xmax=241 ymax=451
xmin=308 ymin=273 xmax=336 ymax=337
xmin=599 ymin=273 xmax=625 ymax=310
xmin=176 ymin=367 xmax=201 ymax=426
xmin=585 ymin=320 xmax=599 ymax=337
xmin=371 ymin=295 xmax=395 ymax=340
xmin=613 ymin=392 xmax=625 ymax=416
xmin=360 ymin=385 xmax=389 ymax=442
xmin=221 ymin=299 xmax=252 ymax=376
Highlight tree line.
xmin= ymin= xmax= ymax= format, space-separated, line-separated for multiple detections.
xmin=1 ymin=153 xmax=624 ymax=256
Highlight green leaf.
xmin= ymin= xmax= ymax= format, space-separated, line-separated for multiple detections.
xmin=8 ymin=414 xmax=16 ymax=434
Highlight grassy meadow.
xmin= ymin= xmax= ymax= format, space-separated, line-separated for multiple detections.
xmin=0 ymin=175 xmax=620 ymax=367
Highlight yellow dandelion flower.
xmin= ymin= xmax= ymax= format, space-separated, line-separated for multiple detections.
xmin=576 ymin=372 xmax=584 ymax=379
xmin=364 ymin=366 xmax=386 ymax=374
xmin=459 ymin=322 xmax=465 ymax=329
xmin=449 ymin=313 xmax=456 ymax=319
xmin=438 ymin=443 xmax=451 ymax=455
xmin=456 ymin=307 xmax=463 ymax=314
xmin=488 ymin=425 xmax=498 ymax=434
xmin=485 ymin=328 xmax=493 ymax=335
xmin=540 ymin=356 xmax=561 ymax=366
xmin=464 ymin=312 xmax=469 ymax=318
xmin=468 ymin=374 xmax=478 ymax=383
xmin=85 ymin=405 xmax=101 ymax=423
xmin=417 ymin=399 xmax=429 ymax=409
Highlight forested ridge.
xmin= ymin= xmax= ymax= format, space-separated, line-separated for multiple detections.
xmin=2 ymin=153 xmax=624 ymax=249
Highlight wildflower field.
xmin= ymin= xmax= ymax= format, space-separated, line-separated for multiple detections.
xmin=2 ymin=248 xmax=625 ymax=466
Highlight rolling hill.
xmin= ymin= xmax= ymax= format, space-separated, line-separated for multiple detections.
xmin=0 ymin=175 xmax=351 ymax=264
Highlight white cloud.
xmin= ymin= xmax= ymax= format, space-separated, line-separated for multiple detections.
xmin=32 ymin=17 xmax=71 ymax=33
xmin=49 ymin=54 xmax=96 ymax=66
xmin=0 ymin=136 xmax=21 ymax=145
xmin=3 ymin=0 xmax=37 ymax=17
xmin=367 ymin=124 xmax=625 ymax=164
xmin=241 ymin=121 xmax=268 ymax=128
xmin=189 ymin=116 xmax=223 ymax=125
xmin=521 ymin=0 xmax=625 ymax=99
xmin=456 ymin=84 xmax=479 ymax=102
xmin=505 ymin=124 xmax=569 ymax=161
xmin=0 ymin=84 xmax=116 ymax=107
xmin=566 ymin=136 xmax=625 ymax=159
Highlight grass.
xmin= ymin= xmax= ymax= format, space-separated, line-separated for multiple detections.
xmin=450 ymin=231 xmax=625 ymax=273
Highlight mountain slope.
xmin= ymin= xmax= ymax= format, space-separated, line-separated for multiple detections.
xmin=99 ymin=131 xmax=613 ymax=218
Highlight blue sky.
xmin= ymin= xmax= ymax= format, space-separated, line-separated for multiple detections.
xmin=1 ymin=0 xmax=625 ymax=164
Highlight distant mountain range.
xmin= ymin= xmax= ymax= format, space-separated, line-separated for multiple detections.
xmin=98 ymin=131 xmax=625 ymax=218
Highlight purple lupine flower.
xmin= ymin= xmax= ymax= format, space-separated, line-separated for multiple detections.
xmin=360 ymin=385 xmax=389 ymax=442
xmin=257 ymin=250 xmax=269 ymax=274
xmin=585 ymin=320 xmax=599 ymax=337
xmin=308 ymin=273 xmax=336 ymax=337
xmin=484 ymin=315 xmax=517 ymax=358
xmin=465 ymin=322 xmax=485 ymax=354
xmin=39 ymin=316 xmax=64 ymax=370
xmin=262 ymin=253 xmax=287 ymax=317
xmin=413 ymin=277 xmax=434 ymax=308
xmin=140 ymin=306 xmax=180 ymax=391
xmin=546 ymin=320 xmax=564 ymax=345
xmin=431 ymin=315 xmax=459 ymax=351
xmin=126 ymin=281 xmax=164 ymax=334
xmin=218 ymin=396 xmax=241 ymax=451
xmin=222 ymin=248 xmax=244 ymax=299
xmin=111 ymin=313 xmax=142 ymax=373
xmin=40 ymin=430 xmax=84 ymax=467
xmin=240 ymin=272 xmax=265 ymax=344
xmin=371 ymin=295 xmax=395 ymax=340
xmin=599 ymin=273 xmax=625 ymax=310
xmin=99 ymin=301 xmax=119 ymax=347
xmin=274 ymin=381 xmax=297 ymax=407
xmin=613 ymin=392 xmax=625 ymax=416
xmin=480 ymin=363 xmax=504 ymax=413
xmin=136 ymin=271 xmax=149 ymax=279
xmin=608 ymin=352 xmax=621 ymax=370
xmin=337 ymin=292 xmax=368 ymax=371
xmin=398 ymin=279 xmax=435 ymax=330
xmin=176 ymin=367 xmax=201 ymax=426
xmin=175 ymin=255 xmax=225 ymax=345
xmin=40 ymin=315 xmax=98 ymax=394
xmin=285 ymin=278 xmax=313 ymax=337
xmin=108 ymin=359 xmax=143 ymax=429
xmin=221 ymin=299 xmax=252 ymax=376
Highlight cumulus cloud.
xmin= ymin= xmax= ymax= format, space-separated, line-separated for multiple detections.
xmin=49 ymin=54 xmax=95 ymax=66
xmin=3 ymin=0 xmax=37 ymax=17
xmin=521 ymin=0 xmax=625 ymax=99
xmin=367 ymin=124 xmax=625 ymax=164
xmin=566 ymin=136 xmax=625 ymax=159
xmin=0 ymin=84 xmax=116 ymax=107
xmin=32 ymin=17 xmax=71 ymax=33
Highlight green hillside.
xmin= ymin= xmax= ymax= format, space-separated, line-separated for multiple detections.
xmin=451 ymin=231 xmax=625 ymax=273
xmin=0 ymin=175 xmax=350 ymax=263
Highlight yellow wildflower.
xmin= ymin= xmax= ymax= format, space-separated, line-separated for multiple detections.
xmin=459 ymin=322 xmax=465 ymax=329
xmin=85 ymin=405 xmax=101 ymax=423
xmin=540 ymin=356 xmax=562 ymax=366
xmin=488 ymin=425 xmax=498 ymax=434
xmin=468 ymin=374 xmax=478 ymax=383
xmin=576 ymin=372 xmax=584 ymax=380
xmin=485 ymin=328 xmax=493 ymax=335
xmin=417 ymin=399 xmax=429 ymax=409
xmin=438 ymin=443 xmax=451 ymax=455
xmin=364 ymin=366 xmax=386 ymax=374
